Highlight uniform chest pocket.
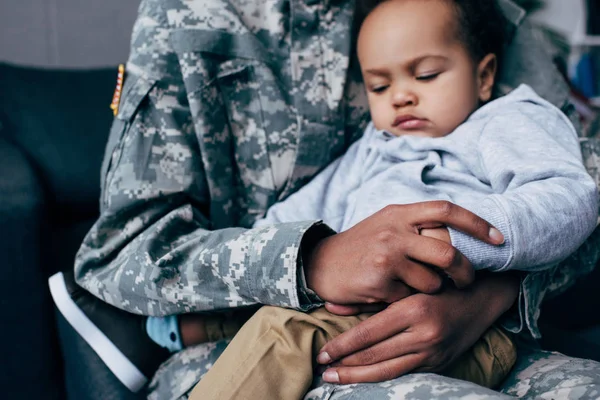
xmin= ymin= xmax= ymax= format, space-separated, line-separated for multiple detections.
xmin=214 ymin=61 xmax=280 ymax=224
xmin=100 ymin=73 xmax=157 ymax=206
xmin=171 ymin=30 xmax=300 ymax=225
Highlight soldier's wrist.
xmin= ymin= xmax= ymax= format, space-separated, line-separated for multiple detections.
xmin=299 ymin=222 xmax=335 ymax=301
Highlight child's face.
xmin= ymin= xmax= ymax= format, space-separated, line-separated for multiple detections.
xmin=358 ymin=0 xmax=496 ymax=138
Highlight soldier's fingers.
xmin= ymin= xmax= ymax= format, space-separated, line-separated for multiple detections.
xmin=338 ymin=329 xmax=423 ymax=367
xmin=317 ymin=307 xmax=408 ymax=364
xmin=322 ymin=354 xmax=423 ymax=384
xmin=388 ymin=254 xmax=444 ymax=294
xmin=403 ymin=234 xmax=474 ymax=289
xmin=405 ymin=201 xmax=504 ymax=245
xmin=324 ymin=302 xmax=387 ymax=316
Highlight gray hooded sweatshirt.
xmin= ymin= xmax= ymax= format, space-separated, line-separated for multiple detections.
xmin=256 ymin=85 xmax=599 ymax=272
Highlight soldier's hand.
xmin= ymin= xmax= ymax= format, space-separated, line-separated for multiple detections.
xmin=316 ymin=273 xmax=519 ymax=384
xmin=305 ymin=201 xmax=504 ymax=305
xmin=324 ymin=302 xmax=387 ymax=316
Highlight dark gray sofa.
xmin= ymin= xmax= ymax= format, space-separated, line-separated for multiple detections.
xmin=1 ymin=61 xmax=600 ymax=399
xmin=0 ymin=63 xmax=142 ymax=400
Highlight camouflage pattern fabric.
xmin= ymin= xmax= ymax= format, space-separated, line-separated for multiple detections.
xmin=582 ymin=138 xmax=600 ymax=215
xmin=74 ymin=0 xmax=600 ymax=398
xmin=147 ymin=339 xmax=600 ymax=399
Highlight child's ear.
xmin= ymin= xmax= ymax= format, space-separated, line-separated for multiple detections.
xmin=477 ymin=54 xmax=497 ymax=102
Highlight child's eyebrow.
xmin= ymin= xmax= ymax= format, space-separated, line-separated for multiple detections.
xmin=363 ymin=67 xmax=391 ymax=77
xmin=364 ymin=54 xmax=449 ymax=76
xmin=409 ymin=54 xmax=448 ymax=67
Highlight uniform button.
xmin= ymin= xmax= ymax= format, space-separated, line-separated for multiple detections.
xmin=170 ymin=332 xmax=177 ymax=342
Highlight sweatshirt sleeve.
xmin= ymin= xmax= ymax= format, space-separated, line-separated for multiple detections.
xmin=449 ymin=102 xmax=599 ymax=272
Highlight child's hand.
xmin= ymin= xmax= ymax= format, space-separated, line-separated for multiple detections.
xmin=179 ymin=314 xmax=209 ymax=347
xmin=419 ymin=227 xmax=451 ymax=244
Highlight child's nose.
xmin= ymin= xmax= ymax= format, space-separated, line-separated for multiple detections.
xmin=392 ymin=87 xmax=417 ymax=108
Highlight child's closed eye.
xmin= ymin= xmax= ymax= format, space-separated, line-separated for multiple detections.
xmin=416 ymin=72 xmax=440 ymax=81
xmin=370 ymin=85 xmax=389 ymax=93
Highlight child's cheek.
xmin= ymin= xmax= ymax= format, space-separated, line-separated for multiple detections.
xmin=369 ymin=102 xmax=388 ymax=131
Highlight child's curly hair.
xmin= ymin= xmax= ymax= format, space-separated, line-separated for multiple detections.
xmin=356 ymin=0 xmax=507 ymax=63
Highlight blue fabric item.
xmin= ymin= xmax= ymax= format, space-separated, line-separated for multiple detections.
xmin=146 ymin=316 xmax=183 ymax=353
xmin=575 ymin=53 xmax=597 ymax=98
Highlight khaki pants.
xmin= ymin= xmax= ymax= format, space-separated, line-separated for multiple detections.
xmin=190 ymin=306 xmax=516 ymax=400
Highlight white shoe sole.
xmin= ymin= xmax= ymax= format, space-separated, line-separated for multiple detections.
xmin=48 ymin=272 xmax=148 ymax=392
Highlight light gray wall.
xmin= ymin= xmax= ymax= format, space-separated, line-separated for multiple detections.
xmin=531 ymin=0 xmax=584 ymax=38
xmin=0 ymin=0 xmax=581 ymax=69
xmin=0 ymin=0 xmax=140 ymax=68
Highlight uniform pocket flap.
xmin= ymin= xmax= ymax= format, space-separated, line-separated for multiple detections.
xmin=170 ymin=29 xmax=274 ymax=66
xmin=116 ymin=72 xmax=157 ymax=121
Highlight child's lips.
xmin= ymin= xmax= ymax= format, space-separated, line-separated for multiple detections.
xmin=392 ymin=115 xmax=428 ymax=130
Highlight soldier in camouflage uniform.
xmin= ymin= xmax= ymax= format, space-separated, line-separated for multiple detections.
xmin=74 ymin=0 xmax=600 ymax=398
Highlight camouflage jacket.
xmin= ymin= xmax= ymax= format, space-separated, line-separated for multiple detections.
xmin=76 ymin=0 xmax=599 ymax=350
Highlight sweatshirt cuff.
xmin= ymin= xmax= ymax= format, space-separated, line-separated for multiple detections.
xmin=448 ymin=197 xmax=513 ymax=272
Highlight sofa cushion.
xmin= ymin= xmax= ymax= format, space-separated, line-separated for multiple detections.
xmin=0 ymin=63 xmax=117 ymax=221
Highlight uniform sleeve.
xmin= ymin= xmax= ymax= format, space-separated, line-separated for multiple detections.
xmin=255 ymin=129 xmax=370 ymax=232
xmin=448 ymin=104 xmax=598 ymax=273
xmin=74 ymin=0 xmax=329 ymax=316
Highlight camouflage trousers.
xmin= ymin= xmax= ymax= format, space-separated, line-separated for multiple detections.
xmin=149 ymin=338 xmax=600 ymax=399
